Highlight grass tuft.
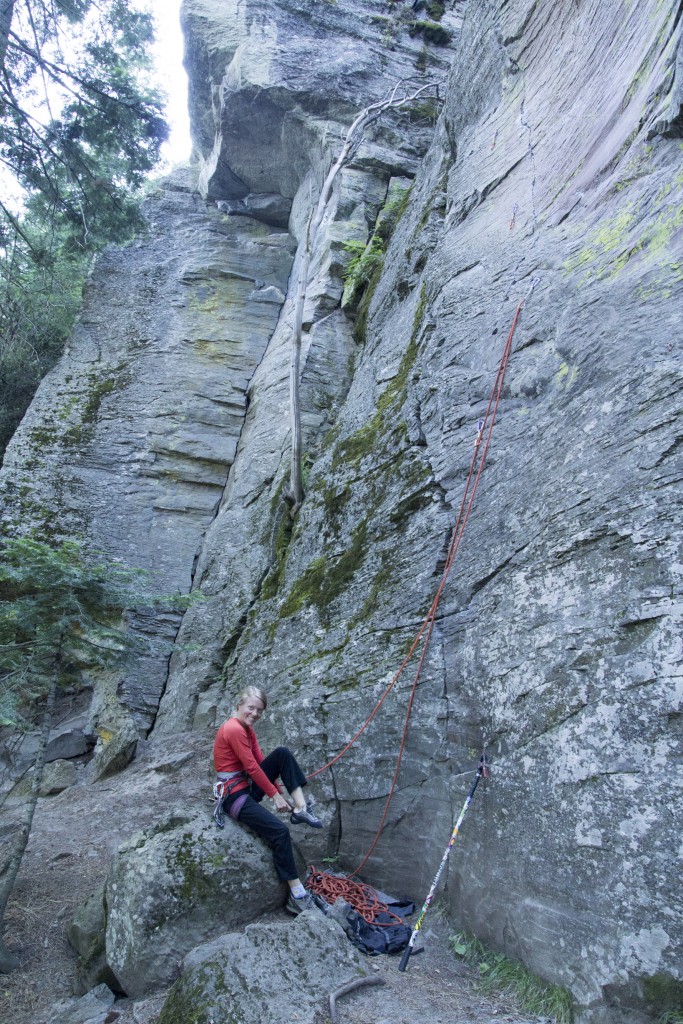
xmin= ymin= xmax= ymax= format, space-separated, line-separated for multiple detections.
xmin=449 ymin=932 xmax=574 ymax=1024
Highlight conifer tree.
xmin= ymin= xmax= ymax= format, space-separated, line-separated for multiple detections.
xmin=0 ymin=0 xmax=168 ymax=457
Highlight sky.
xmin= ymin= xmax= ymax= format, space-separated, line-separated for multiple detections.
xmin=140 ymin=0 xmax=193 ymax=168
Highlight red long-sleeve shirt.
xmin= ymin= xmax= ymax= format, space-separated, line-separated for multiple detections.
xmin=213 ymin=717 xmax=281 ymax=798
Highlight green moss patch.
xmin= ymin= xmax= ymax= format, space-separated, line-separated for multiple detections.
xmin=278 ymin=516 xmax=369 ymax=622
xmin=276 ymin=288 xmax=431 ymax=623
xmin=334 ymin=283 xmax=427 ymax=473
xmin=156 ymin=969 xmax=218 ymax=1024
xmin=168 ymin=832 xmax=214 ymax=904
xmin=27 ymin=363 xmax=133 ymax=452
xmin=409 ymin=20 xmax=451 ymax=45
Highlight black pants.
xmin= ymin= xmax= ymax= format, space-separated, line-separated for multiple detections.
xmin=223 ymin=746 xmax=308 ymax=882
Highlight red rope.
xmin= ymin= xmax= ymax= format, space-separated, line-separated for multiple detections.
xmin=306 ymin=868 xmax=405 ymax=925
xmin=308 ymin=291 xmax=530 ymax=876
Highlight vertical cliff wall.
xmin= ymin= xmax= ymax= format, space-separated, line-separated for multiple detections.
xmin=0 ymin=1 xmax=681 ymax=1022
xmin=159 ymin=2 xmax=683 ymax=1020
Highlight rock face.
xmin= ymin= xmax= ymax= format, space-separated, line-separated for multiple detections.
xmin=1 ymin=1 xmax=682 ymax=1023
xmin=0 ymin=169 xmax=296 ymax=734
xmin=156 ymin=909 xmax=370 ymax=1024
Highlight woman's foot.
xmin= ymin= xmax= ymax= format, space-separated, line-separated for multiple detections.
xmin=284 ymin=891 xmax=316 ymax=915
xmin=290 ymin=806 xmax=323 ymax=828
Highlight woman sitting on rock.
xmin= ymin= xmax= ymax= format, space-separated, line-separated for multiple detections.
xmin=213 ymin=685 xmax=322 ymax=915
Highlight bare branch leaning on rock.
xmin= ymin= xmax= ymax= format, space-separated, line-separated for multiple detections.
xmin=329 ymin=975 xmax=386 ymax=1024
xmin=286 ymin=78 xmax=444 ymax=516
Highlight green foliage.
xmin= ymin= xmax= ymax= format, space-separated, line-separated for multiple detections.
xmin=643 ymin=975 xmax=683 ymax=1020
xmin=0 ymin=535 xmax=186 ymax=727
xmin=411 ymin=0 xmax=446 ymax=17
xmin=342 ymin=234 xmax=386 ymax=291
xmin=408 ymin=99 xmax=441 ymax=125
xmin=376 ymin=184 xmax=413 ymax=241
xmin=342 ymin=184 xmax=412 ymax=290
xmin=0 ymin=0 xmax=168 ymax=460
xmin=415 ymin=46 xmax=431 ymax=73
xmin=0 ymin=235 xmax=87 ymax=457
xmin=1 ymin=1 xmax=167 ymax=237
xmin=450 ymin=932 xmax=574 ymax=1024
xmin=342 ymin=184 xmax=412 ymax=340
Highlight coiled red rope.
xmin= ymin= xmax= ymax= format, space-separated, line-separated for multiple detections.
xmin=307 ymin=868 xmax=405 ymax=925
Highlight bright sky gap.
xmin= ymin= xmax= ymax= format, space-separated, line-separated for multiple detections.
xmin=138 ymin=0 xmax=192 ymax=169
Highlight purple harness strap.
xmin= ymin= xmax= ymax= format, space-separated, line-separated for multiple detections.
xmin=228 ymin=793 xmax=249 ymax=820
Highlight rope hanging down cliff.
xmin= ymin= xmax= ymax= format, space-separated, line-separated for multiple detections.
xmin=307 ymin=278 xmax=539 ymax=888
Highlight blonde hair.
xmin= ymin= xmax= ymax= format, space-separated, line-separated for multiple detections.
xmin=236 ymin=685 xmax=267 ymax=711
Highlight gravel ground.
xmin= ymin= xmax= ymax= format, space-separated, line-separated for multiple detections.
xmin=319 ymin=915 xmax=542 ymax=1024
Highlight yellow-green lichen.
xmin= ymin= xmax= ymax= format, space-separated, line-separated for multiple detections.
xmin=564 ymin=190 xmax=683 ymax=285
xmin=636 ymin=260 xmax=683 ymax=301
xmin=555 ymin=362 xmax=579 ymax=390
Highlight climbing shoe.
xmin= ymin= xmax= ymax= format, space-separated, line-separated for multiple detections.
xmin=290 ymin=807 xmax=323 ymax=828
xmin=285 ymin=892 xmax=316 ymax=916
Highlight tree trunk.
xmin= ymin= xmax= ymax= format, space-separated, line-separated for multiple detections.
xmin=288 ymin=267 xmax=307 ymax=515
xmin=0 ymin=0 xmax=15 ymax=77
xmin=0 ymin=675 xmax=56 ymax=973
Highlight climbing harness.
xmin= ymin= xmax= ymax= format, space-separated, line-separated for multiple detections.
xmin=398 ymin=754 xmax=490 ymax=972
xmin=307 ymin=281 xmax=538 ymax=886
xmin=212 ymin=770 xmax=248 ymax=828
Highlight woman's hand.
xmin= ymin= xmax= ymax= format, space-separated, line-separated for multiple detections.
xmin=272 ymin=793 xmax=293 ymax=813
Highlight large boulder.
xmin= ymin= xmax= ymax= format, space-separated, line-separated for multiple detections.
xmin=7 ymin=758 xmax=78 ymax=800
xmin=104 ymin=810 xmax=288 ymax=997
xmin=156 ymin=908 xmax=371 ymax=1024
xmin=92 ymin=715 xmax=139 ymax=781
xmin=45 ymin=714 xmax=93 ymax=762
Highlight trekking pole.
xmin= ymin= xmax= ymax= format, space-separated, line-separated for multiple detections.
xmin=398 ymin=754 xmax=490 ymax=972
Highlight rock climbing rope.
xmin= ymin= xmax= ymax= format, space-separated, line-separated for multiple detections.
xmin=308 ymin=280 xmax=538 ymax=901
xmin=306 ymin=870 xmax=406 ymax=926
